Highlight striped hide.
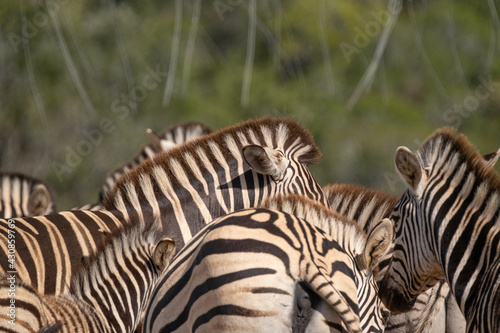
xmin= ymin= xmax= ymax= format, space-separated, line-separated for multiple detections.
xmin=0 ymin=210 xmax=128 ymax=295
xmin=324 ymin=183 xmax=465 ymax=333
xmin=102 ymin=117 xmax=328 ymax=251
xmin=143 ymin=206 xmax=392 ymax=333
xmin=258 ymin=194 xmax=391 ymax=332
xmin=380 ymin=127 xmax=500 ymax=333
xmin=0 ymin=223 xmax=176 ymax=333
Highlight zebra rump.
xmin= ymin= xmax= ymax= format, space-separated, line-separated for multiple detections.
xmin=143 ymin=206 xmax=392 ymax=333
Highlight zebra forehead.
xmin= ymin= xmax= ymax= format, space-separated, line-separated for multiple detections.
xmin=417 ymin=127 xmax=500 ymax=190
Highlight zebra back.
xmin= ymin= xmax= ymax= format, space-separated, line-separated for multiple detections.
xmin=0 ymin=172 xmax=56 ymax=218
xmin=144 ymin=204 xmax=392 ymax=333
xmin=380 ymin=127 xmax=500 ymax=332
xmin=100 ymin=121 xmax=212 ymax=199
xmin=102 ymin=117 xmax=327 ymax=250
xmin=0 ymin=223 xmax=176 ymax=332
xmin=0 ymin=209 xmax=128 ymax=295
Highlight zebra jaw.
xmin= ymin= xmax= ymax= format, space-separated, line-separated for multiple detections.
xmin=378 ymin=274 xmax=416 ymax=313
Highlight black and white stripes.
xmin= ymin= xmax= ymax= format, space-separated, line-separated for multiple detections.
xmin=102 ymin=117 xmax=327 ymax=249
xmin=100 ymin=121 xmax=212 ymax=199
xmin=380 ymin=127 xmax=500 ymax=333
xmin=0 ymin=223 xmax=176 ymax=333
xmin=0 ymin=209 xmax=127 ymax=295
xmin=143 ymin=206 xmax=392 ymax=333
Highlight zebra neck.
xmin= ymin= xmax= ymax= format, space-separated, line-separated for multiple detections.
xmin=429 ymin=180 xmax=500 ymax=315
xmin=70 ymin=227 xmax=159 ymax=332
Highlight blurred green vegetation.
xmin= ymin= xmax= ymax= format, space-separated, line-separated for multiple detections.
xmin=1 ymin=0 xmax=499 ymax=209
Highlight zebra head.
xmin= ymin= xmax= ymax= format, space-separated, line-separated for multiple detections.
xmin=239 ymin=119 xmax=327 ymax=207
xmin=379 ymin=146 xmax=446 ymax=313
xmin=379 ymin=140 xmax=500 ymax=314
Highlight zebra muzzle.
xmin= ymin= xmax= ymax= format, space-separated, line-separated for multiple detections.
xmin=378 ymin=275 xmax=416 ymax=313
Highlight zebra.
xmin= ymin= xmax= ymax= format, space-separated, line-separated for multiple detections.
xmin=324 ymin=154 xmax=499 ymax=333
xmin=0 ymin=209 xmax=128 ymax=295
xmin=143 ymin=205 xmax=392 ymax=333
xmin=0 ymin=222 xmax=176 ymax=332
xmin=0 ymin=172 xmax=56 ymax=218
xmin=100 ymin=121 xmax=212 ymax=201
xmin=323 ymin=184 xmax=453 ymax=332
xmin=379 ymin=127 xmax=500 ymax=332
xmin=257 ymin=193 xmax=393 ymax=332
xmin=102 ymin=117 xmax=328 ymax=251
xmin=0 ymin=117 xmax=326 ymax=296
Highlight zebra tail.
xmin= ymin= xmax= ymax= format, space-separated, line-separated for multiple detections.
xmin=303 ymin=254 xmax=362 ymax=333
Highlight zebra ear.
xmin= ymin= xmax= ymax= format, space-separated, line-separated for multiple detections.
xmin=362 ymin=218 xmax=393 ymax=271
xmin=147 ymin=128 xmax=162 ymax=149
xmin=147 ymin=128 xmax=176 ymax=152
xmin=482 ymin=148 xmax=500 ymax=169
xmin=28 ymin=184 xmax=52 ymax=216
xmin=153 ymin=238 xmax=176 ymax=270
xmin=395 ymin=146 xmax=422 ymax=192
xmin=243 ymin=145 xmax=290 ymax=181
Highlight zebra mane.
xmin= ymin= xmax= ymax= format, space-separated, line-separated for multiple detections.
xmin=102 ymin=122 xmax=212 ymax=184
xmin=323 ymin=183 xmax=398 ymax=232
xmin=70 ymin=222 xmax=160 ymax=294
xmin=417 ymin=127 xmax=500 ymax=190
xmin=157 ymin=121 xmax=212 ymax=143
xmin=0 ymin=172 xmax=53 ymax=193
xmin=102 ymin=117 xmax=322 ymax=208
xmin=259 ymin=194 xmax=367 ymax=256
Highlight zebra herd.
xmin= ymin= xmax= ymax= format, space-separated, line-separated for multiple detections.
xmin=0 ymin=118 xmax=498 ymax=332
